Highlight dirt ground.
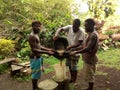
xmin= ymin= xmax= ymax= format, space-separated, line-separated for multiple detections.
xmin=0 ymin=62 xmax=120 ymax=90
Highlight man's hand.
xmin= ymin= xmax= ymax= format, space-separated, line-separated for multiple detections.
xmin=64 ymin=50 xmax=70 ymax=54
xmin=41 ymin=66 xmax=45 ymax=72
xmin=70 ymin=51 xmax=77 ymax=55
xmin=48 ymin=50 xmax=54 ymax=55
xmin=53 ymin=35 xmax=59 ymax=41
xmin=66 ymin=46 xmax=71 ymax=50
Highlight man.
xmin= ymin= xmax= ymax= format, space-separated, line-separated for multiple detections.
xmin=28 ymin=21 xmax=54 ymax=90
xmin=70 ymin=18 xmax=99 ymax=90
xmin=53 ymin=19 xmax=85 ymax=84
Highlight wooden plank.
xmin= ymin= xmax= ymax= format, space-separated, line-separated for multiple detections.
xmin=21 ymin=67 xmax=31 ymax=75
xmin=11 ymin=62 xmax=30 ymax=71
xmin=0 ymin=58 xmax=16 ymax=64
xmin=12 ymin=62 xmax=30 ymax=67
xmin=11 ymin=64 xmax=23 ymax=71
xmin=111 ymin=33 xmax=120 ymax=41
xmin=21 ymin=62 xmax=30 ymax=67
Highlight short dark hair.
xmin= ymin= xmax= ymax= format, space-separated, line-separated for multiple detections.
xmin=32 ymin=21 xmax=42 ymax=27
xmin=85 ymin=18 xmax=95 ymax=26
xmin=73 ymin=19 xmax=81 ymax=26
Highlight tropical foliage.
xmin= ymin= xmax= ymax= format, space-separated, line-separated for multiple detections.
xmin=0 ymin=0 xmax=120 ymax=59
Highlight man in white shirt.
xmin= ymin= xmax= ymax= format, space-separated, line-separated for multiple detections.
xmin=53 ymin=19 xmax=85 ymax=85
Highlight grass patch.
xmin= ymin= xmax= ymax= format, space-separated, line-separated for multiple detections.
xmin=98 ymin=48 xmax=120 ymax=69
xmin=44 ymin=56 xmax=60 ymax=65
xmin=43 ymin=56 xmax=61 ymax=73
xmin=0 ymin=64 xmax=9 ymax=73
xmin=15 ymin=75 xmax=31 ymax=82
xmin=96 ymin=71 xmax=108 ymax=76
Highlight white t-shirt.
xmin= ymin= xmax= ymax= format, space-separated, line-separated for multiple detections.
xmin=62 ymin=25 xmax=85 ymax=46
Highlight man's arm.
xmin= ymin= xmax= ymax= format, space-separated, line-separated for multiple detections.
xmin=28 ymin=35 xmax=53 ymax=55
xmin=33 ymin=48 xmax=54 ymax=55
xmin=53 ymin=28 xmax=64 ymax=40
xmin=53 ymin=25 xmax=71 ymax=40
xmin=40 ymin=45 xmax=50 ymax=51
xmin=74 ymin=34 xmax=97 ymax=54
xmin=55 ymin=28 xmax=63 ymax=37
xmin=67 ymin=40 xmax=83 ymax=50
xmin=40 ymin=45 xmax=54 ymax=52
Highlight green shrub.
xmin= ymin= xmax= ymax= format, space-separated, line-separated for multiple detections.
xmin=105 ymin=30 xmax=115 ymax=35
xmin=0 ymin=39 xmax=15 ymax=57
xmin=0 ymin=64 xmax=9 ymax=73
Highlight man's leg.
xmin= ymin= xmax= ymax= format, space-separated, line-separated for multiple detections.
xmin=70 ymin=56 xmax=79 ymax=83
xmin=72 ymin=70 xmax=78 ymax=83
xmin=83 ymin=63 xmax=96 ymax=90
xmin=84 ymin=82 xmax=94 ymax=90
xmin=88 ymin=82 xmax=94 ymax=90
xmin=68 ymin=63 xmax=78 ymax=83
xmin=69 ymin=69 xmax=78 ymax=84
xmin=69 ymin=67 xmax=74 ymax=83
xmin=30 ymin=58 xmax=42 ymax=90
xmin=66 ymin=58 xmax=74 ymax=83
xmin=32 ymin=79 xmax=38 ymax=90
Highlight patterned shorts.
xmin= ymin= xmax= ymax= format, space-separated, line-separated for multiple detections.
xmin=30 ymin=57 xmax=43 ymax=79
xmin=83 ymin=62 xmax=96 ymax=82
xmin=66 ymin=55 xmax=80 ymax=70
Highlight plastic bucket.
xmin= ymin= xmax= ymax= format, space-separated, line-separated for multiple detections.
xmin=53 ymin=63 xmax=67 ymax=81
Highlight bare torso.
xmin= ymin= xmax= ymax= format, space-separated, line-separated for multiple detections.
xmin=28 ymin=33 xmax=41 ymax=57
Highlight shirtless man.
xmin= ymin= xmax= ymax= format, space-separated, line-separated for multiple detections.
xmin=70 ymin=18 xmax=99 ymax=90
xmin=28 ymin=21 xmax=54 ymax=90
